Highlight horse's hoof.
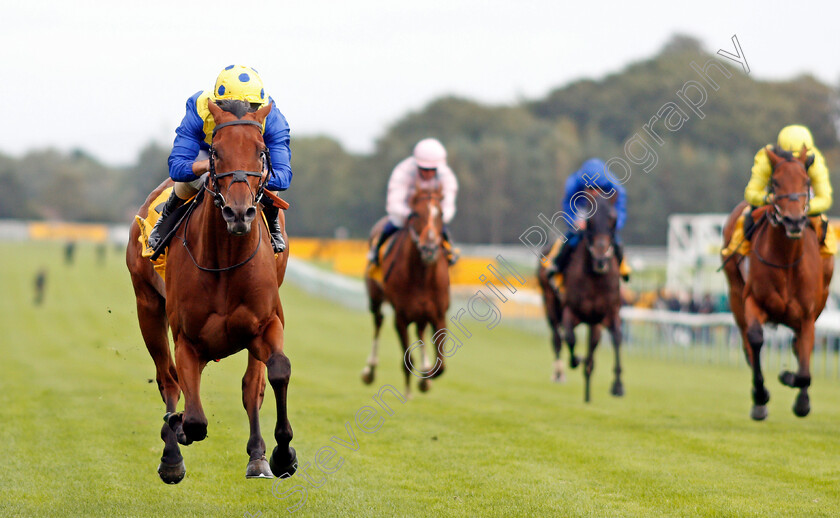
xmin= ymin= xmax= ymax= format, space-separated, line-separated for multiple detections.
xmin=246 ymin=456 xmax=274 ymax=479
xmin=552 ymin=373 xmax=566 ymax=384
xmin=793 ymin=393 xmax=811 ymax=418
xmin=418 ymin=378 xmax=431 ymax=393
xmin=779 ymin=371 xmax=797 ymax=387
xmin=269 ymin=446 xmax=297 ymax=479
xmin=431 ymin=364 xmax=445 ymax=379
xmin=158 ymin=459 xmax=186 ymax=484
xmin=360 ymin=367 xmax=375 ymax=385
xmin=750 ymin=405 xmax=768 ymax=421
xmin=570 ymin=356 xmax=581 ymax=369
xmin=611 ymin=382 xmax=624 ymax=397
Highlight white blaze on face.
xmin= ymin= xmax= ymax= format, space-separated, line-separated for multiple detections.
xmin=428 ymin=204 xmax=440 ymax=240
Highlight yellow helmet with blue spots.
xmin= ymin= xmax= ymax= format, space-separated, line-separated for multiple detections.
xmin=213 ymin=65 xmax=266 ymax=104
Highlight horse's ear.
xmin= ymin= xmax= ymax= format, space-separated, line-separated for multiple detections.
xmin=207 ymin=99 xmax=224 ymax=122
xmin=797 ymin=144 xmax=809 ymax=166
xmin=253 ymin=102 xmax=273 ymax=125
xmin=765 ymin=146 xmax=782 ymax=167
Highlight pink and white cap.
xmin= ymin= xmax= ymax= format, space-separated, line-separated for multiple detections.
xmin=413 ymin=138 xmax=447 ymax=169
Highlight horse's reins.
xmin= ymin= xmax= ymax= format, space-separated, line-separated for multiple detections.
xmin=181 ymin=118 xmax=271 ymax=272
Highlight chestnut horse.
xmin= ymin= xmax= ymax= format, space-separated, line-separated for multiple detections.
xmin=361 ymin=183 xmax=450 ymax=397
xmin=126 ymin=100 xmax=297 ymax=483
xmin=561 ymin=193 xmax=624 ymax=402
xmin=722 ymin=146 xmax=834 ymax=420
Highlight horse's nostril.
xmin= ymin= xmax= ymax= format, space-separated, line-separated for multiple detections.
xmin=221 ymin=206 xmax=235 ymax=222
xmin=244 ymin=206 xmax=257 ymax=222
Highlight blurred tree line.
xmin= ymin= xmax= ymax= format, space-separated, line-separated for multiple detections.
xmin=1 ymin=35 xmax=837 ymax=245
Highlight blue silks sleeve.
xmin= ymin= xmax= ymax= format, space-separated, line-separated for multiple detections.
xmin=262 ymin=100 xmax=293 ymax=192
xmin=562 ymin=173 xmax=585 ymax=224
xmin=167 ymin=92 xmax=209 ymax=182
xmin=613 ymin=180 xmax=627 ymax=230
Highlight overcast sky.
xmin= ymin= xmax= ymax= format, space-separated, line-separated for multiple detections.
xmin=2 ymin=0 xmax=839 ymax=166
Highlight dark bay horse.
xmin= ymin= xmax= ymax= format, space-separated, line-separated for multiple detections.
xmin=537 ymin=247 xmax=567 ymax=383
xmin=561 ymin=194 xmax=624 ymax=402
xmin=722 ymin=146 xmax=834 ymax=420
xmin=361 ymin=183 xmax=451 ymax=397
xmin=126 ymin=100 xmax=297 ymax=483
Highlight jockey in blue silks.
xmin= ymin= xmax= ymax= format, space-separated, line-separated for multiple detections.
xmin=547 ymin=158 xmax=630 ymax=283
xmin=148 ymin=65 xmax=292 ymax=254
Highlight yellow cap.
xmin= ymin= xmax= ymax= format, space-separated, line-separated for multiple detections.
xmin=777 ymin=125 xmax=814 ymax=153
xmin=213 ymin=65 xmax=266 ymax=104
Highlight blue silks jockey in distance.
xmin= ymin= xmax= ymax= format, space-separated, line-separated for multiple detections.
xmin=546 ymin=158 xmax=630 ymax=284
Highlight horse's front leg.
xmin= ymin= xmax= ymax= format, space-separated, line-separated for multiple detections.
xmin=743 ymin=296 xmax=770 ymax=420
xmin=583 ymin=324 xmax=602 ymax=403
xmin=173 ymin=336 xmax=209 ymax=443
xmin=243 ymin=353 xmax=273 ymax=478
xmin=250 ymin=316 xmax=297 ymax=478
xmin=606 ymin=312 xmax=624 ymax=397
xmin=561 ymin=307 xmax=581 ymax=369
xmin=394 ymin=314 xmax=414 ymax=399
xmin=780 ymin=319 xmax=815 ymax=418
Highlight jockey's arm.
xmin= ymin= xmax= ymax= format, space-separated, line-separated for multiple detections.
xmin=439 ymin=165 xmax=459 ymax=224
xmin=168 ymin=95 xmax=206 ymax=182
xmin=386 ymin=158 xmax=414 ymax=223
xmin=262 ymin=102 xmax=293 ymax=192
xmin=613 ymin=182 xmax=628 ymax=230
xmin=808 ymin=149 xmax=832 ymax=214
xmin=562 ymin=174 xmax=585 ymax=227
xmin=744 ymin=145 xmax=772 ymax=207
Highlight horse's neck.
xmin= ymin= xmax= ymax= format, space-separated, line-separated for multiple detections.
xmin=758 ymin=221 xmax=804 ymax=264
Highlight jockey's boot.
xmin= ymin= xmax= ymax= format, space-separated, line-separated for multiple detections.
xmin=368 ymin=222 xmax=399 ymax=266
xmin=546 ymin=241 xmax=575 ymax=288
xmin=742 ymin=206 xmax=758 ymax=242
xmin=615 ymin=243 xmax=631 ymax=282
xmin=442 ymin=228 xmax=460 ymax=266
xmin=148 ymin=190 xmax=186 ymax=253
xmin=262 ymin=202 xmax=286 ymax=254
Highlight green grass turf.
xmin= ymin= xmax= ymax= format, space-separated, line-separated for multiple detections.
xmin=1 ymin=241 xmax=839 ymax=517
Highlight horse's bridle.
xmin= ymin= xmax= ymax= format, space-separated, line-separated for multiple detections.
xmin=767 ymin=154 xmax=811 ymax=225
xmin=179 ymin=118 xmax=272 ymax=273
xmin=206 ymin=119 xmax=271 ymax=208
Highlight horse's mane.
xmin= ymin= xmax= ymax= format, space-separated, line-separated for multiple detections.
xmin=216 ymin=99 xmax=256 ymax=119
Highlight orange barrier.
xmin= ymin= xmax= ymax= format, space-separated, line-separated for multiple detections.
xmin=289 ymin=237 xmax=538 ymax=286
xmin=28 ymin=222 xmax=109 ymax=243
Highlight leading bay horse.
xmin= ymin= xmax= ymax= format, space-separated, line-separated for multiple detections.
xmin=560 ymin=191 xmax=624 ymax=402
xmin=722 ymin=146 xmax=834 ymax=420
xmin=126 ymin=100 xmax=297 ymax=483
xmin=361 ymin=182 xmax=451 ymax=397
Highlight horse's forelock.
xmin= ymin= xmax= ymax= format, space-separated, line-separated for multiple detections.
xmin=215 ymin=99 xmax=255 ymax=119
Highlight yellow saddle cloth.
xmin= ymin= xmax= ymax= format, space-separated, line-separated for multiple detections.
xmin=366 ymin=233 xmax=399 ymax=284
xmin=135 ymin=188 xmax=198 ymax=280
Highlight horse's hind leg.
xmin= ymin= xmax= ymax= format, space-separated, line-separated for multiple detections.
xmin=780 ymin=321 xmax=815 ymax=418
xmin=132 ymin=281 xmax=185 ymax=484
xmin=551 ymin=324 xmax=566 ymax=383
xmin=606 ymin=314 xmax=624 ymax=397
xmin=744 ymin=297 xmax=770 ymax=420
xmin=417 ymin=321 xmax=432 ymax=393
xmin=583 ymin=324 xmax=602 ymax=403
xmin=361 ymin=282 xmax=384 ymax=385
xmin=243 ymin=353 xmax=272 ymax=478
